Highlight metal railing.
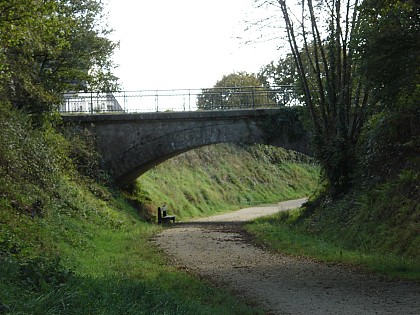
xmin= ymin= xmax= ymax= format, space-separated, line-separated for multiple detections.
xmin=59 ymin=86 xmax=300 ymax=114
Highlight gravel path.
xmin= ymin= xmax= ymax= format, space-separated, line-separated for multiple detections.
xmin=152 ymin=199 xmax=420 ymax=315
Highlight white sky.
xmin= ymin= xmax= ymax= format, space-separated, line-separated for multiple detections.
xmin=106 ymin=0 xmax=285 ymax=91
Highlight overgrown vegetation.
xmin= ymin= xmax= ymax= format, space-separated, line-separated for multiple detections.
xmin=1 ymin=103 xmax=274 ymax=314
xmin=0 ymin=0 xmax=118 ymax=117
xmin=0 ymin=1 xmax=319 ymax=313
xmin=243 ymin=0 xmax=420 ymax=280
xmin=134 ymin=143 xmax=319 ymax=221
xmin=1 ymin=0 xmax=419 ymax=312
xmin=246 ymin=172 xmax=420 ymax=279
xmin=246 ymin=84 xmax=420 ymax=280
xmin=256 ymin=0 xmax=419 ymax=196
xmin=0 ymin=101 xmax=320 ymax=313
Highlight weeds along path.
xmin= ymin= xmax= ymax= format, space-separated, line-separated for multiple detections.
xmin=151 ymin=199 xmax=420 ymax=315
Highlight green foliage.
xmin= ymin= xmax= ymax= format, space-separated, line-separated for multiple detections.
xmin=214 ymin=72 xmax=263 ymax=88
xmin=265 ymin=0 xmax=373 ymax=195
xmin=260 ymin=0 xmax=419 ymax=196
xmin=61 ymin=127 xmax=110 ymax=182
xmin=246 ymin=74 xmax=419 ymax=280
xmin=246 ymin=161 xmax=420 ymax=280
xmin=136 ymin=143 xmax=320 ymax=220
xmin=357 ymin=0 xmax=419 ymax=108
xmin=0 ymin=0 xmax=119 ymax=116
xmin=269 ymin=0 xmax=420 ymax=277
xmin=0 ymin=103 xmax=67 ymax=204
xmin=197 ymin=72 xmax=275 ymax=110
xmin=259 ymin=54 xmax=298 ymax=87
xmin=0 ymin=104 xmax=263 ymax=314
xmin=357 ymin=107 xmax=420 ymax=185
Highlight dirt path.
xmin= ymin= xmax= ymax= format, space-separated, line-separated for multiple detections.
xmin=152 ymin=199 xmax=420 ymax=315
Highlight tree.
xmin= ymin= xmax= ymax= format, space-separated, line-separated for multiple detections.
xmin=355 ymin=0 xmax=420 ymax=184
xmin=197 ymin=72 xmax=276 ymax=110
xmin=259 ymin=54 xmax=298 ymax=88
xmin=357 ymin=0 xmax=419 ymax=109
xmin=258 ymin=54 xmax=307 ymax=106
xmin=0 ymin=0 xmax=119 ymax=117
xmin=255 ymin=0 xmax=419 ymax=195
xmin=254 ymin=0 xmax=374 ymax=195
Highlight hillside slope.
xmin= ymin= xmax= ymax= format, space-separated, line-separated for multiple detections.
xmin=0 ymin=103 xmax=320 ymax=314
xmin=135 ymin=144 xmax=320 ymax=220
xmin=245 ymin=108 xmax=420 ymax=279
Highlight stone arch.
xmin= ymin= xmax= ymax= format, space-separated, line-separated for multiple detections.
xmin=62 ymin=108 xmax=309 ymax=187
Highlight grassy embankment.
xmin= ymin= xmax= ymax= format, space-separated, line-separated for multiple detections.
xmin=246 ymin=184 xmax=420 ymax=280
xmin=246 ymin=110 xmax=420 ymax=280
xmin=0 ymin=103 xmax=320 ymax=314
xmin=146 ymin=144 xmax=419 ymax=280
xmin=246 ymin=183 xmax=420 ymax=280
xmin=136 ymin=144 xmax=319 ymax=221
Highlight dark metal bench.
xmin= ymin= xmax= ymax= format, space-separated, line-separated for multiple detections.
xmin=157 ymin=206 xmax=176 ymax=224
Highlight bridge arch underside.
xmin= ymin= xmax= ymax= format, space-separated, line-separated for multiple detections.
xmin=107 ymin=120 xmax=308 ymax=187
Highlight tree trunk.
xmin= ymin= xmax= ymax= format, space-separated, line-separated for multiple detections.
xmin=276 ymin=0 xmax=369 ymax=195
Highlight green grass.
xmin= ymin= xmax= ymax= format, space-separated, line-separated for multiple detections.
xmin=0 ymin=104 xmax=272 ymax=314
xmin=245 ymin=164 xmax=420 ymax=281
xmin=60 ymin=225 xmax=263 ymax=315
xmin=0 ymin=182 xmax=263 ymax=314
xmin=0 ymin=150 xmax=314 ymax=315
xmin=136 ymin=144 xmax=320 ymax=220
xmin=1 ymin=104 xmax=320 ymax=314
xmin=246 ymin=204 xmax=420 ymax=281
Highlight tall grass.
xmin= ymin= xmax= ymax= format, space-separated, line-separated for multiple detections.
xmin=246 ymin=186 xmax=420 ymax=280
xmin=1 ymin=103 xmax=321 ymax=313
xmin=136 ymin=144 xmax=320 ymax=220
xmin=0 ymin=104 xmax=267 ymax=314
xmin=1 ymin=179 xmax=264 ymax=314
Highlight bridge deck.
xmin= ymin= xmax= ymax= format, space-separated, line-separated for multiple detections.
xmin=61 ymin=108 xmax=288 ymax=123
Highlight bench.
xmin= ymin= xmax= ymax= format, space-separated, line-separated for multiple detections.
xmin=157 ymin=207 xmax=176 ymax=224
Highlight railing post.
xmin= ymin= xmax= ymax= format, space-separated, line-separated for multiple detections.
xmin=155 ymin=91 xmax=159 ymax=112
xmin=90 ymin=91 xmax=93 ymax=114
xmin=124 ymin=91 xmax=127 ymax=112
xmin=252 ymin=87 xmax=255 ymax=109
xmin=284 ymin=88 xmax=287 ymax=107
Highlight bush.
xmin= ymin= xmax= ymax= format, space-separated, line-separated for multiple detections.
xmin=0 ymin=103 xmax=69 ymax=200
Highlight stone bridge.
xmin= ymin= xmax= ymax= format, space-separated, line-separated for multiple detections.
xmin=62 ymin=108 xmax=310 ymax=187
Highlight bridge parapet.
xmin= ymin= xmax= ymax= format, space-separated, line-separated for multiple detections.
xmin=59 ymin=86 xmax=299 ymax=114
xmin=62 ymin=108 xmax=309 ymax=187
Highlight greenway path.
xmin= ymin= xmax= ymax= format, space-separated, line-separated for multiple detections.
xmin=152 ymin=198 xmax=420 ymax=314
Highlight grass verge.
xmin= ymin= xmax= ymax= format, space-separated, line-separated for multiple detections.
xmin=1 ymin=187 xmax=263 ymax=315
xmin=0 ymin=103 xmax=319 ymax=313
xmin=245 ymin=205 xmax=420 ymax=281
